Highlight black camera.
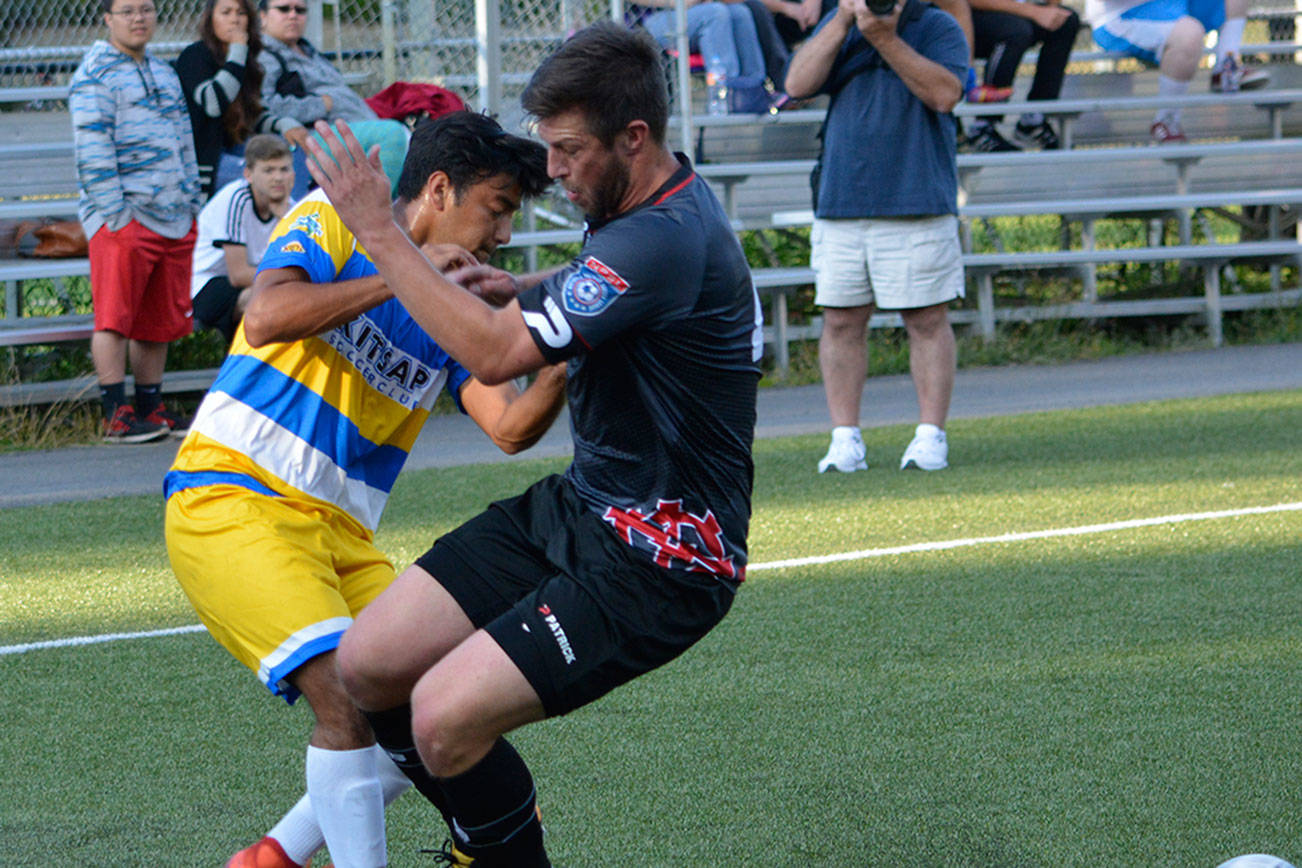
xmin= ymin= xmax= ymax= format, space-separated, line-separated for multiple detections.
xmin=867 ymin=0 xmax=896 ymax=14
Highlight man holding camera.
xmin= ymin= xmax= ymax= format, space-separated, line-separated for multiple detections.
xmin=786 ymin=0 xmax=966 ymax=473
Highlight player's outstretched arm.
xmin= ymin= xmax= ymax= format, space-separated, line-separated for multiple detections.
xmin=459 ymin=363 xmax=568 ymax=454
xmin=243 ymin=265 xmax=392 ymax=346
xmin=302 ymin=120 xmax=545 ymax=384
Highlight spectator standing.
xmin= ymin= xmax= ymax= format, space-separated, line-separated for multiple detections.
xmin=786 ymin=0 xmax=967 ymax=472
xmin=1088 ymin=0 xmax=1270 ymax=143
xmin=190 ymin=133 xmax=295 ymax=343
xmin=257 ymin=0 xmax=409 ymax=191
xmin=166 ymin=112 xmax=564 ymax=868
xmin=70 ymin=0 xmax=203 ymax=443
xmin=964 ymin=0 xmax=1081 ymax=151
xmin=174 ymin=0 xmax=308 ymax=199
xmin=303 ymin=21 xmax=760 ymax=866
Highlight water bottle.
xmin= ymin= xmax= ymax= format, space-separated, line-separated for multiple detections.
xmin=706 ymin=55 xmax=728 ymax=116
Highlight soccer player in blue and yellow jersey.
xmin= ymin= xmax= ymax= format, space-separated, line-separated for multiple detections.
xmin=164 ymin=111 xmax=562 ymax=868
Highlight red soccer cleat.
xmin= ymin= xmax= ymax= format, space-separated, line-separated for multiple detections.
xmin=226 ymin=836 xmax=321 ymax=868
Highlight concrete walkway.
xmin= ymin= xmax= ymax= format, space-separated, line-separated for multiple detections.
xmin=1 ymin=342 xmax=1298 ymax=508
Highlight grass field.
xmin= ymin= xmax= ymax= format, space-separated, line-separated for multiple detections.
xmin=2 ymin=390 xmax=1300 ymax=867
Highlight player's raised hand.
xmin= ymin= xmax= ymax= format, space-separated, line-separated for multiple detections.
xmin=303 ymin=120 xmax=393 ymax=240
xmin=446 ymin=263 xmax=521 ymax=307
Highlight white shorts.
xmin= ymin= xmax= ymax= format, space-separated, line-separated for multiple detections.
xmin=812 ymin=215 xmax=965 ymax=310
xmin=1091 ymin=0 xmax=1225 ymax=65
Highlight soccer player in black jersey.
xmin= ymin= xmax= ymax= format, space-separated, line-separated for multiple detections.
xmin=303 ymin=21 xmax=761 ymax=866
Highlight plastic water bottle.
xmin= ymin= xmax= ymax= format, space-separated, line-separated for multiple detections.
xmin=706 ymin=55 xmax=728 ymax=116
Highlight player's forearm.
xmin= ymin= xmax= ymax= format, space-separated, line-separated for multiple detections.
xmin=242 ymin=272 xmax=391 ymax=345
xmin=356 ymin=222 xmax=540 ymax=384
xmin=487 ymin=364 xmax=568 ymax=454
xmin=513 ymin=266 xmax=565 ymax=292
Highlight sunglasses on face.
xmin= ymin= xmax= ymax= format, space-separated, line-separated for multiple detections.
xmin=270 ymin=4 xmax=307 ymax=13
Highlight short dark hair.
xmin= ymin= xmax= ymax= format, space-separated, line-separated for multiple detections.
xmin=521 ymin=21 xmax=668 ymax=146
xmin=243 ymin=133 xmax=292 ymax=168
xmin=395 ymin=111 xmax=550 ymax=203
xmin=99 ymin=0 xmax=117 ymax=12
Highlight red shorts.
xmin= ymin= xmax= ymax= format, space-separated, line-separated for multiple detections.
xmin=88 ymin=219 xmax=196 ymax=341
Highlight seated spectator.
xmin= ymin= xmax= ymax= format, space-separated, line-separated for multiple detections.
xmin=741 ymin=0 xmax=796 ymax=89
xmin=256 ymin=0 xmax=409 ymax=190
xmin=174 ymin=0 xmax=307 ymax=200
xmin=1087 ymin=0 xmax=1270 ymax=143
xmin=630 ymin=0 xmax=775 ymax=112
xmin=964 ymin=0 xmax=1081 ymax=151
xmin=190 ymin=134 xmax=295 ymax=342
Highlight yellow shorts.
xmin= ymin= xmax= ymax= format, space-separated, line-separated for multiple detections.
xmin=165 ymin=484 xmax=395 ymax=702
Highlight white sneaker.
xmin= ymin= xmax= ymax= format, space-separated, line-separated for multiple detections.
xmin=900 ymin=424 xmax=948 ymax=471
xmin=818 ymin=427 xmax=867 ymax=473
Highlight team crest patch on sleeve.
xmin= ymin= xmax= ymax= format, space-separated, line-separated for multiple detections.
xmin=290 ymin=212 xmax=324 ymax=240
xmin=279 ymin=240 xmax=306 ymax=254
xmin=562 ymin=256 xmax=629 ymax=316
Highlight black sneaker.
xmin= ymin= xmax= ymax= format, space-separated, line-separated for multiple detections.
xmin=102 ymin=405 xmax=169 ymax=444
xmin=964 ymin=124 xmax=1021 ymax=153
xmin=143 ymin=401 xmax=191 ymax=438
xmin=1014 ymin=119 xmax=1060 ymax=150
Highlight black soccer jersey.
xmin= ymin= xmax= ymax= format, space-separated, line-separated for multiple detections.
xmin=516 ymin=156 xmax=762 ymax=584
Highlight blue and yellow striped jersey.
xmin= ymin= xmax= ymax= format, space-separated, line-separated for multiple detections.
xmin=165 ymin=189 xmax=471 ymax=532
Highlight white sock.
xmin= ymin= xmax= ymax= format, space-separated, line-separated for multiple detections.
xmin=1156 ymin=75 xmax=1189 ymax=126
xmin=1018 ymin=111 xmax=1044 ymax=127
xmin=1217 ymin=18 xmax=1246 ymax=63
xmin=831 ymin=425 xmax=862 ymax=443
xmin=266 ymin=746 xmax=411 ymax=867
xmin=306 ymin=745 xmax=387 ymax=868
xmin=916 ymin=422 xmax=945 ymax=440
xmin=268 ymin=794 xmax=323 ymax=867
xmin=372 ymin=743 xmax=413 ymax=802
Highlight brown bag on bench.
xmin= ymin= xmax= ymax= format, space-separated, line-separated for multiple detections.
xmin=30 ymin=220 xmax=89 ymax=258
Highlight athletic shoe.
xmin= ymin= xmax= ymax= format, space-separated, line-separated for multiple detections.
xmin=425 ymin=839 xmax=475 ymax=865
xmin=102 ymin=405 xmax=169 ymax=444
xmin=143 ymin=401 xmax=191 ymax=438
xmin=817 ymin=429 xmax=867 ymax=473
xmin=963 ymin=124 xmax=1021 ymax=153
xmin=966 ymin=84 xmax=1014 ymax=103
xmin=1209 ymin=53 xmax=1271 ymax=93
xmin=226 ymin=836 xmax=307 ymax=868
xmin=900 ymin=425 xmax=948 ymax=471
xmin=1013 ymin=119 xmax=1060 ymax=150
xmin=1150 ymin=119 xmax=1187 ymax=145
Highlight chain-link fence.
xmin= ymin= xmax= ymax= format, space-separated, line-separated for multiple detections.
xmin=0 ymin=0 xmax=620 ymax=114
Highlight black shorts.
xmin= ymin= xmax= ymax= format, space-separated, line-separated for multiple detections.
xmin=415 ymin=474 xmax=737 ymax=717
xmin=192 ymin=275 xmax=242 ymax=343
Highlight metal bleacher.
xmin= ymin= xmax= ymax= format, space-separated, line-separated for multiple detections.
xmin=2 ymin=23 xmax=1301 ymax=395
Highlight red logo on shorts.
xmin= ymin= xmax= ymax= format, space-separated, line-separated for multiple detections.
xmin=602 ymin=499 xmax=742 ymax=580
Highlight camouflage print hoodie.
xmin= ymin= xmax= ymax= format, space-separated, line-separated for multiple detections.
xmin=70 ymin=40 xmax=202 ymax=239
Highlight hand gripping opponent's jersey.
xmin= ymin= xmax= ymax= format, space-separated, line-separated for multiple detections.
xmin=517 ymin=157 xmax=763 ymax=584
xmin=165 ymin=189 xmax=471 ymax=531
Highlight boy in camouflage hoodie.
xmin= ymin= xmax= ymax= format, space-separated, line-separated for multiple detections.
xmin=70 ymin=0 xmax=203 ymax=442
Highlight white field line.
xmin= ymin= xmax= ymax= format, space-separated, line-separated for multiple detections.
xmin=3 ymin=502 xmax=1300 ymax=657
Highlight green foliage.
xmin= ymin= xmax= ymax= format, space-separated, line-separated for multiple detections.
xmin=2 ymin=392 xmax=1300 ymax=865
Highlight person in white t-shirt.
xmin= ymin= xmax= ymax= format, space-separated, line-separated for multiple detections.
xmin=1087 ymin=0 xmax=1270 ymax=144
xmin=191 ymin=132 xmax=295 ymax=340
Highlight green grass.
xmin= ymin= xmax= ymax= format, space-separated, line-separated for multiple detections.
xmin=2 ymin=391 xmax=1301 ymax=866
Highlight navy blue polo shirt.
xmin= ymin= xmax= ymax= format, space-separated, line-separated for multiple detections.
xmin=813 ymin=3 xmax=968 ymax=218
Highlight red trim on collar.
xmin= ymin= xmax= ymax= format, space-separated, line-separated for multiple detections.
xmin=652 ymin=173 xmax=695 ymax=206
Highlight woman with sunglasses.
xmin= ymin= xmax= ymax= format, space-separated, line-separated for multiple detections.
xmin=256 ymin=0 xmax=410 ymax=195
xmin=174 ymin=0 xmax=307 ymax=200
